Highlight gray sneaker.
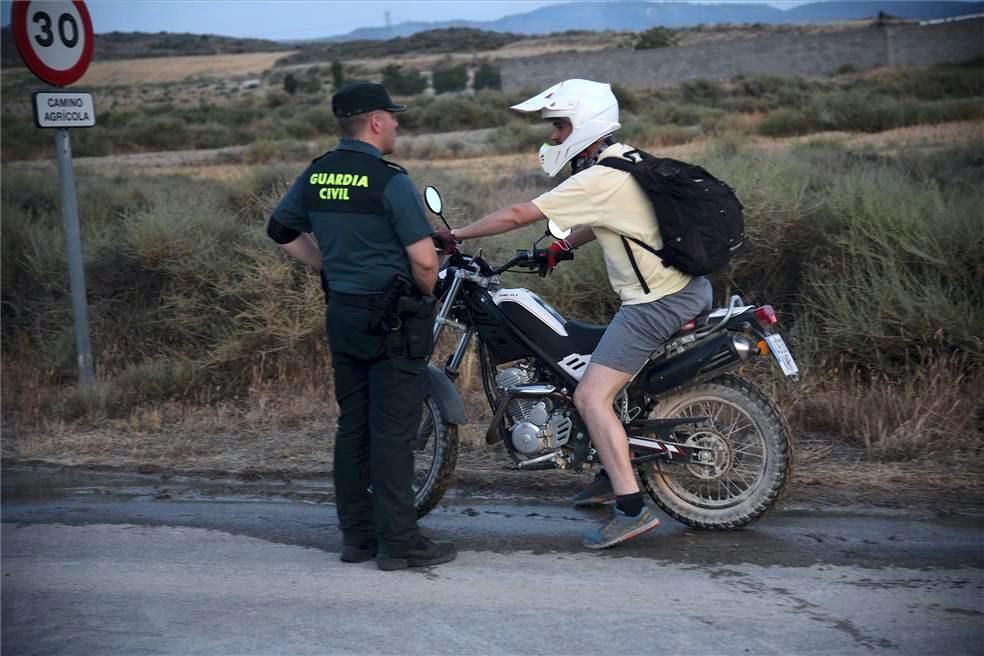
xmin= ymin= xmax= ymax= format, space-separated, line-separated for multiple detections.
xmin=582 ymin=506 xmax=662 ymax=549
xmin=571 ymin=474 xmax=616 ymax=507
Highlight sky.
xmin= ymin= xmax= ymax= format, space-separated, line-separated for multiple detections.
xmin=1 ymin=0 xmax=819 ymax=41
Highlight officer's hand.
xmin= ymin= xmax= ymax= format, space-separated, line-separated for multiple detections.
xmin=432 ymin=229 xmax=459 ymax=256
xmin=546 ymin=238 xmax=573 ymax=272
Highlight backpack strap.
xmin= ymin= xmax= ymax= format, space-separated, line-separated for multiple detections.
xmin=603 ymin=153 xmax=668 ymax=294
xmin=597 ymin=157 xmax=635 ymax=173
xmin=620 ymin=236 xmax=651 ymax=295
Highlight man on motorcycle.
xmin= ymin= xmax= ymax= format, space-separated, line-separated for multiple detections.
xmin=434 ymin=79 xmax=712 ymax=549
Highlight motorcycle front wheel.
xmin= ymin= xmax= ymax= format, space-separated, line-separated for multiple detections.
xmin=413 ymin=395 xmax=459 ymax=518
xmin=638 ymin=373 xmax=792 ymax=530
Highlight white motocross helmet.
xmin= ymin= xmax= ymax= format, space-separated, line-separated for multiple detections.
xmin=511 ymin=79 xmax=620 ymax=177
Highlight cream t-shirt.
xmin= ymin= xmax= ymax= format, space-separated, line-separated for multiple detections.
xmin=531 ymin=143 xmax=691 ymax=305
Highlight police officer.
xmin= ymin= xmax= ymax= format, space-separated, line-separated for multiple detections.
xmin=266 ymin=82 xmax=456 ymax=571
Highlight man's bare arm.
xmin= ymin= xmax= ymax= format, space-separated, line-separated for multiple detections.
xmin=405 ymin=236 xmax=439 ymax=295
xmin=279 ymin=233 xmax=322 ymax=271
xmin=565 ymin=226 xmax=596 ymax=248
xmin=452 ymin=202 xmax=546 ymax=241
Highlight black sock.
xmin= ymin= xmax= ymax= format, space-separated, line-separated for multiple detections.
xmin=616 ymin=492 xmax=644 ymax=517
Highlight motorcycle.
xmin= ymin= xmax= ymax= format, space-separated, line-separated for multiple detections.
xmin=411 ymin=186 xmax=797 ymax=529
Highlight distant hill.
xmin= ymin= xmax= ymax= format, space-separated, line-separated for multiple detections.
xmin=280 ymin=27 xmax=530 ymax=66
xmin=1 ymin=29 xmax=288 ymax=67
xmin=329 ymin=1 xmax=984 ymax=41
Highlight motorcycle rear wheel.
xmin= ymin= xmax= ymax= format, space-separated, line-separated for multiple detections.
xmin=638 ymin=373 xmax=792 ymax=530
xmin=413 ymin=395 xmax=459 ymax=518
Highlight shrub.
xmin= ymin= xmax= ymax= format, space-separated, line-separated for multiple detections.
xmin=473 ymin=62 xmax=502 ymax=91
xmin=757 ymin=108 xmax=816 ymax=137
xmin=432 ymin=63 xmax=469 ymax=94
xmin=125 ymin=116 xmax=190 ymax=150
xmin=814 ymin=91 xmax=901 ymax=132
xmin=681 ymin=78 xmax=723 ymax=105
xmin=489 ymin=119 xmax=545 ymax=154
xmin=401 ymin=94 xmax=512 ymax=132
xmin=283 ymin=73 xmax=298 ymax=95
xmin=804 ymin=165 xmax=984 ymax=372
xmin=611 ymin=83 xmax=641 ymax=113
xmin=636 ymin=26 xmax=675 ymax=49
xmin=266 ymin=91 xmax=289 ymax=108
xmin=331 ymin=60 xmax=345 ymax=90
xmin=381 ymin=64 xmax=427 ymax=96
xmin=242 ymin=139 xmax=315 ymax=164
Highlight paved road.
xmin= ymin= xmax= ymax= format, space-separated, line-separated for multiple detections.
xmin=2 ymin=468 xmax=982 ymax=655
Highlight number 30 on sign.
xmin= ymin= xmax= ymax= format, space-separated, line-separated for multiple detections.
xmin=12 ymin=1 xmax=95 ymax=87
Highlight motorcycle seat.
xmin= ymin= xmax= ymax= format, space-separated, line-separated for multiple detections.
xmin=564 ymin=320 xmax=608 ymax=354
xmin=669 ymin=311 xmax=711 ymax=339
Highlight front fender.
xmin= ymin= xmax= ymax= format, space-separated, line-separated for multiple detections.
xmin=425 ymin=364 xmax=466 ymax=425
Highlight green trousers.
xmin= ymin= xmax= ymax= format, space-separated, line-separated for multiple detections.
xmin=327 ymin=298 xmax=427 ymax=552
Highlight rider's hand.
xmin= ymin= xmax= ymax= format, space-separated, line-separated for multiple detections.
xmin=432 ymin=229 xmax=459 ymax=256
xmin=546 ymin=238 xmax=573 ymax=272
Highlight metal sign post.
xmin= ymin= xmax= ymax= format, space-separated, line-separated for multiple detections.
xmin=53 ymin=127 xmax=94 ymax=384
xmin=14 ymin=1 xmax=97 ymax=386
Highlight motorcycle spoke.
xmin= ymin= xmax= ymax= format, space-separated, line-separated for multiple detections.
xmin=657 ymin=394 xmax=772 ymax=508
xmin=724 ymin=420 xmax=753 ymax=437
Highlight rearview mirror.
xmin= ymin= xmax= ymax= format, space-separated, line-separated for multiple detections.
xmin=547 ymin=219 xmax=572 ymax=240
xmin=424 ymin=186 xmax=443 ymax=216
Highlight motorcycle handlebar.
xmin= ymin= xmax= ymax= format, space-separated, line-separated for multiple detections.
xmin=438 ymin=246 xmax=574 ymax=277
xmin=493 ymin=248 xmax=574 ymax=276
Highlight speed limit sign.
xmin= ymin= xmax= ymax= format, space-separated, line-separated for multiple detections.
xmin=12 ymin=1 xmax=94 ymax=86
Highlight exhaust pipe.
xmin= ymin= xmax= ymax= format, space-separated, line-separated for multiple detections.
xmin=645 ymin=334 xmax=757 ymax=397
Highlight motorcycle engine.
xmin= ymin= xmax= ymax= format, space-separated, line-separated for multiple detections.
xmin=495 ymin=366 xmax=573 ymax=456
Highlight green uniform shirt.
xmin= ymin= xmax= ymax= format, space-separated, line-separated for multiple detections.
xmin=271 ymin=139 xmax=433 ymax=295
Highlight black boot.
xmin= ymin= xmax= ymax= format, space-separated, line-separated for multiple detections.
xmin=377 ymin=535 xmax=457 ymax=571
xmin=340 ymin=539 xmax=378 ymax=563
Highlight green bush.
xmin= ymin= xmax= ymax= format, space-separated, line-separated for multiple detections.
xmin=489 ymin=119 xmax=545 ymax=154
xmin=635 ymin=26 xmax=675 ymax=49
xmin=125 ymin=117 xmax=190 ymax=150
xmin=806 ymin=167 xmax=983 ymax=371
xmin=381 ymin=64 xmax=427 ymax=96
xmin=473 ymin=62 xmax=502 ymax=91
xmin=611 ymin=83 xmax=642 ymax=113
xmin=401 ymin=94 xmax=513 ymax=132
xmin=757 ymin=108 xmax=816 ymax=137
xmin=283 ymin=73 xmax=298 ymax=95
xmin=681 ymin=78 xmax=723 ymax=106
xmin=432 ymin=64 xmax=469 ymax=94
xmin=814 ymin=91 xmax=901 ymax=132
xmin=331 ymin=60 xmax=345 ymax=90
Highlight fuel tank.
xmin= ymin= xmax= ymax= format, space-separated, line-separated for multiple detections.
xmin=492 ymin=288 xmax=597 ymax=379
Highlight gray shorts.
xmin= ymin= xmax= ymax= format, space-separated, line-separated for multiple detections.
xmin=590 ymin=277 xmax=713 ymax=375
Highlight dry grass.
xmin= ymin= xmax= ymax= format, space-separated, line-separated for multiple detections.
xmin=788 ymin=356 xmax=984 ymax=458
xmin=78 ymin=51 xmax=297 ymax=85
xmin=784 ymin=120 xmax=984 ymax=150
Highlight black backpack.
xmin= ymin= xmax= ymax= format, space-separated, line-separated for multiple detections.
xmin=598 ymin=149 xmax=744 ymax=289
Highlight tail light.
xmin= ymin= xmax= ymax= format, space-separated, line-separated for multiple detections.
xmin=754 ymin=305 xmax=778 ymax=328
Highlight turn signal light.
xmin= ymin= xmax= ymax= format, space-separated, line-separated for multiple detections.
xmin=757 ymin=339 xmax=770 ymax=356
xmin=754 ymin=305 xmax=778 ymax=327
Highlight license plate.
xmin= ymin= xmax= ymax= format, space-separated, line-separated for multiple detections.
xmin=765 ymin=334 xmax=799 ymax=377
